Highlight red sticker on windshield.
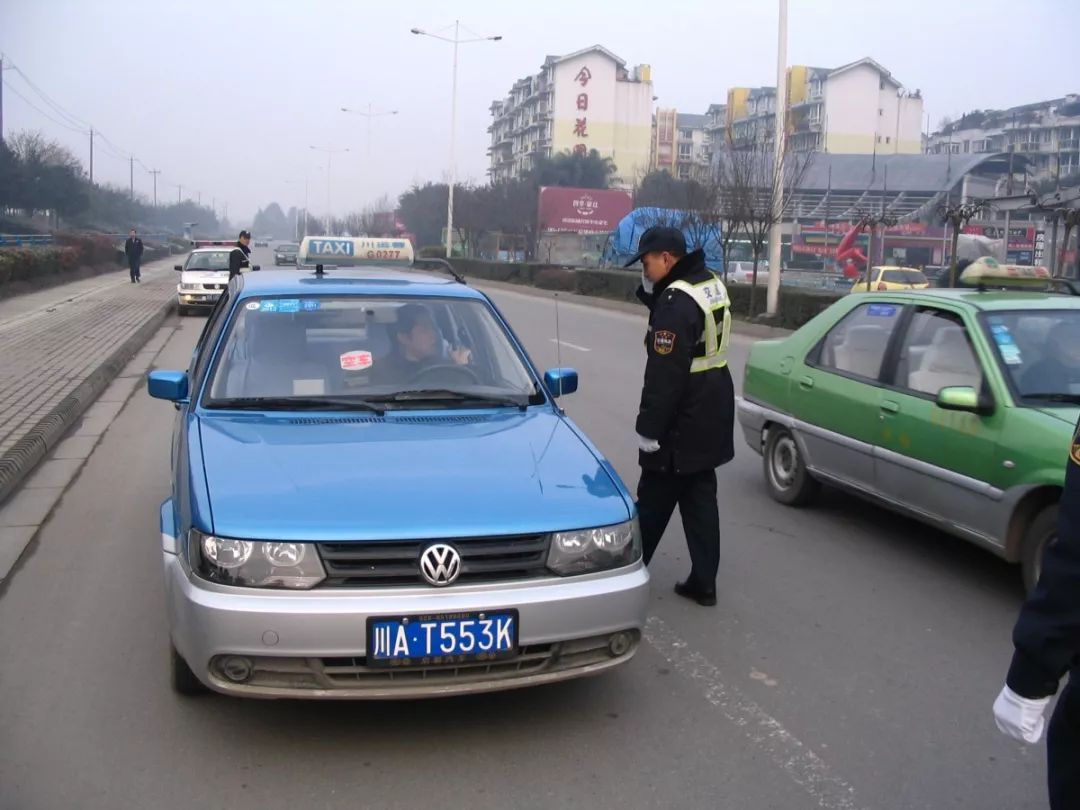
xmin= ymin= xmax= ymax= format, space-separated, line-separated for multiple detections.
xmin=340 ymin=351 xmax=373 ymax=371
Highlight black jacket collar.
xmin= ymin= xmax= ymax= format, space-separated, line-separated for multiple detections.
xmin=653 ymin=249 xmax=706 ymax=298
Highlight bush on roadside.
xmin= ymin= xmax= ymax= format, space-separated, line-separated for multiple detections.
xmin=533 ymin=267 xmax=576 ymax=291
xmin=55 ymin=232 xmax=117 ymax=265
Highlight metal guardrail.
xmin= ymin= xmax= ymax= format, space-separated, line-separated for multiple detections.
xmin=0 ymin=234 xmax=55 ymax=247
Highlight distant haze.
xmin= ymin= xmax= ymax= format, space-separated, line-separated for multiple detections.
xmin=2 ymin=0 xmax=1076 ymax=222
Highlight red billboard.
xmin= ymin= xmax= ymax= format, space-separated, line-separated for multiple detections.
xmin=538 ymin=186 xmax=633 ymax=234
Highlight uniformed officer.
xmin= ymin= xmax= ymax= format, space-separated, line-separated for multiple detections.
xmin=626 ymin=226 xmax=735 ymax=606
xmin=229 ymin=230 xmax=252 ymax=278
xmin=993 ymin=414 xmax=1080 ymax=809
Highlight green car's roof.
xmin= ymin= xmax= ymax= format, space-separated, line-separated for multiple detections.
xmin=871 ymin=289 xmax=1080 ymax=312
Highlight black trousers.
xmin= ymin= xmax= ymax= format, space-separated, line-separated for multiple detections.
xmin=1048 ymin=680 xmax=1080 ymax=810
xmin=128 ymin=259 xmax=141 ymax=281
xmin=637 ymin=468 xmax=720 ymax=592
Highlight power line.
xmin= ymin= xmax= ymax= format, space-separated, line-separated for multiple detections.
xmin=6 ymin=60 xmax=92 ymax=130
xmin=2 ymin=78 xmax=87 ymax=134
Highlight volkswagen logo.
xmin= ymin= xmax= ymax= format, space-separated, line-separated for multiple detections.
xmin=419 ymin=543 xmax=461 ymax=587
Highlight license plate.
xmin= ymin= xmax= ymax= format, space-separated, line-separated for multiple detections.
xmin=366 ymin=610 xmax=518 ymax=668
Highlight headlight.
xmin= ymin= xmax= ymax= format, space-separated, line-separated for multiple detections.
xmin=189 ymin=529 xmax=325 ymax=589
xmin=546 ymin=519 xmax=641 ymax=576
xmin=180 ymin=283 xmax=201 ymax=291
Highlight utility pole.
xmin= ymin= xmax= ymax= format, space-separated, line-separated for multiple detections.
xmin=129 ymin=156 xmax=134 ymax=200
xmin=766 ymin=0 xmax=788 ymax=316
xmin=149 ymin=169 xmax=161 ymax=207
xmin=89 ymin=128 xmax=94 ymax=185
xmin=0 ymin=56 xmax=4 ymax=145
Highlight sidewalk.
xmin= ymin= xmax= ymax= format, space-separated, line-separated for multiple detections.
xmin=0 ymin=257 xmax=178 ymax=508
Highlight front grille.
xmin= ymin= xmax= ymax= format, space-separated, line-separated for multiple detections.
xmin=318 ymin=534 xmax=550 ymax=587
xmin=206 ymin=283 xmax=226 ymax=291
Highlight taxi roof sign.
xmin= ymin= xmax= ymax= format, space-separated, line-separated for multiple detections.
xmin=298 ymin=236 xmax=414 ymax=267
xmin=959 ymin=256 xmax=1052 ymax=288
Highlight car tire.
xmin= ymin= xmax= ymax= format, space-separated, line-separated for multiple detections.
xmin=763 ymin=426 xmax=820 ymax=506
xmin=1021 ymin=503 xmax=1058 ymax=595
xmin=170 ymin=643 xmax=207 ymax=696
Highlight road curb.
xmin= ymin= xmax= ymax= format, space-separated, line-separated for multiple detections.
xmin=0 ymin=297 xmax=176 ymax=507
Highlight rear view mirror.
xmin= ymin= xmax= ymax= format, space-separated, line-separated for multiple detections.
xmin=936 ymin=386 xmax=979 ymax=412
xmin=544 ymin=368 xmax=579 ymax=398
xmin=148 ymin=370 xmax=189 ymax=403
xmin=252 ymin=265 xmax=261 ymax=272
xmin=174 ymin=264 xmax=183 ymax=271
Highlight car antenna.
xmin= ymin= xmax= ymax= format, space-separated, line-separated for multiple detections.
xmin=425 ymin=257 xmax=466 ymax=285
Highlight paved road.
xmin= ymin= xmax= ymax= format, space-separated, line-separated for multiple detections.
xmin=0 ymin=246 xmax=1048 ymax=809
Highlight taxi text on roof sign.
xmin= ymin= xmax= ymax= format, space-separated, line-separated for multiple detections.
xmin=298 ymin=237 xmax=414 ymax=267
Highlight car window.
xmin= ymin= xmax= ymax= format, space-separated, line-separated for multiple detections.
xmin=812 ymin=302 xmax=902 ymax=381
xmin=186 ymin=251 xmax=231 ymax=271
xmin=893 ymin=307 xmax=982 ymax=396
xmin=882 ymin=269 xmax=927 ymax=285
xmin=203 ymin=295 xmax=539 ymax=406
xmin=278 ymin=244 xmax=299 ymax=251
xmin=984 ymin=310 xmax=1080 ymax=402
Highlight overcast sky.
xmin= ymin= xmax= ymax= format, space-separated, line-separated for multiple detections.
xmin=2 ymin=0 xmax=1076 ymax=224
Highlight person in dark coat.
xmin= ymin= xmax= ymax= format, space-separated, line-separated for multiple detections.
xmin=994 ymin=416 xmax=1080 ymax=809
xmin=627 ymin=226 xmax=735 ymax=606
xmin=124 ymin=228 xmax=144 ymax=283
xmin=229 ymin=230 xmax=252 ymax=278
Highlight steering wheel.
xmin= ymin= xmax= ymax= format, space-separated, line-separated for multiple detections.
xmin=409 ymin=363 xmax=480 ymax=385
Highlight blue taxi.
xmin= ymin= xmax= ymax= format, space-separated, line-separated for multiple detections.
xmin=148 ymin=238 xmax=648 ymax=699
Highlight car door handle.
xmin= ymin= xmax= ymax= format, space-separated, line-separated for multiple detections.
xmin=881 ymin=400 xmax=900 ymax=414
xmin=798 ymin=376 xmax=814 ymax=390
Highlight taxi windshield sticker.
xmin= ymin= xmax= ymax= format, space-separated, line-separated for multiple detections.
xmin=867 ymin=304 xmax=898 ymax=317
xmin=990 ymin=323 xmax=1023 ymax=365
xmin=340 ymin=350 xmax=374 ymax=372
xmin=654 ymin=330 xmax=676 ymax=355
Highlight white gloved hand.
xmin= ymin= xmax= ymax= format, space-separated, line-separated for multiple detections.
xmin=637 ymin=434 xmax=660 ymax=453
xmin=641 ymin=269 xmax=654 ymax=294
xmin=993 ymin=685 xmax=1050 ymax=743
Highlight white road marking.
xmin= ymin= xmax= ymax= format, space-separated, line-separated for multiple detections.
xmin=645 ymin=616 xmax=866 ymax=810
xmin=549 ymin=338 xmax=591 ymax=352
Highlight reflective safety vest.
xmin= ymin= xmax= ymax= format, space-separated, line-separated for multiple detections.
xmin=667 ymin=275 xmax=731 ymax=372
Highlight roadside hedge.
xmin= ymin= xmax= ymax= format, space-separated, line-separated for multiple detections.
xmin=0 ymin=234 xmax=171 ymax=294
xmin=417 ymin=259 xmax=842 ymax=331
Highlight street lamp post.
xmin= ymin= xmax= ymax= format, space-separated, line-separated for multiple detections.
xmin=310 ymin=146 xmax=349 ymax=234
xmin=341 ymin=104 xmax=398 ymax=201
xmin=411 ymin=21 xmax=502 ymax=258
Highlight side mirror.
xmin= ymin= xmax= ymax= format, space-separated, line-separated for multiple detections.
xmin=936 ymin=386 xmax=980 ymax=412
xmin=252 ymin=264 xmax=261 ymax=272
xmin=174 ymin=264 xmax=183 ymax=271
xmin=544 ymin=368 xmax=579 ymax=398
xmin=148 ymin=370 xmax=190 ymax=403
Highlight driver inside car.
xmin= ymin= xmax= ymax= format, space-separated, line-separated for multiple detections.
xmin=373 ymin=303 xmax=471 ymax=385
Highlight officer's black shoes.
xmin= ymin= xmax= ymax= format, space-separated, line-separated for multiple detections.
xmin=674 ymin=580 xmax=717 ymax=607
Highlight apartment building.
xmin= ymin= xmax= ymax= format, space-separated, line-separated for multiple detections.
xmin=726 ymin=57 xmax=923 ymax=155
xmin=926 ymin=95 xmax=1080 ymax=180
xmin=651 ymin=110 xmax=711 ymax=180
xmin=487 ymin=45 xmax=654 ymax=189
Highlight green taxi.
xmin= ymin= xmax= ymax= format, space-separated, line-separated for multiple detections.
xmin=738 ymin=262 xmax=1080 ymax=591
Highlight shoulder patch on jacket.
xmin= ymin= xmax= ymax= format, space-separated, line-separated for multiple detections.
xmin=654 ymin=330 xmax=676 ymax=355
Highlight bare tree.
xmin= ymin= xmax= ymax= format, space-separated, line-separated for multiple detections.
xmin=719 ymin=135 xmax=812 ymax=314
xmin=938 ymin=199 xmax=991 ymax=285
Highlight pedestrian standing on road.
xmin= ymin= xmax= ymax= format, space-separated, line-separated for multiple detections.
xmin=626 ymin=226 xmax=735 ymax=607
xmin=993 ymin=415 xmax=1080 ymax=810
xmin=229 ymin=230 xmax=252 ymax=279
xmin=124 ymin=228 xmax=144 ymax=283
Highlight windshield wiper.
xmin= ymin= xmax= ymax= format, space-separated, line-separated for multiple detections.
xmin=376 ymin=389 xmax=529 ymax=410
xmin=206 ymin=396 xmax=386 ymax=414
xmin=1022 ymin=393 xmax=1080 ymax=404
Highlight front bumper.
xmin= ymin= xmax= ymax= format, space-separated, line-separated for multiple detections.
xmin=164 ymin=553 xmax=649 ymax=699
xmin=177 ymin=288 xmax=222 ymax=308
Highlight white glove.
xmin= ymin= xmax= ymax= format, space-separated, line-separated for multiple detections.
xmin=641 ymin=269 xmax=654 ymax=294
xmin=993 ymin=685 xmax=1050 ymax=743
xmin=637 ymin=434 xmax=660 ymax=453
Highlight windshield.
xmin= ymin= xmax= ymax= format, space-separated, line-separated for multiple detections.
xmin=882 ymin=269 xmax=927 ymax=285
xmin=984 ymin=310 xmax=1080 ymax=403
xmin=278 ymin=244 xmax=299 ymax=251
xmin=186 ymin=251 xmax=231 ymax=271
xmin=204 ymin=295 xmax=542 ymax=408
